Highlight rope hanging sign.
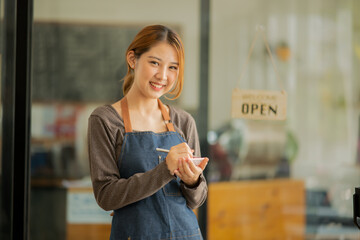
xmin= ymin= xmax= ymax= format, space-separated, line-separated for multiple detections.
xmin=232 ymin=26 xmax=287 ymax=121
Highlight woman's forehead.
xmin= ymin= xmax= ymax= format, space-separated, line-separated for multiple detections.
xmin=143 ymin=42 xmax=179 ymax=62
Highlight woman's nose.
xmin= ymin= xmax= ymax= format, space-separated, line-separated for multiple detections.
xmin=156 ymin=66 xmax=167 ymax=81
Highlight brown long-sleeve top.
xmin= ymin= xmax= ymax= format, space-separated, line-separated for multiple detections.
xmin=88 ymin=104 xmax=208 ymax=211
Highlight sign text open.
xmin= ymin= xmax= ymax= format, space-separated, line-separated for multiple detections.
xmin=232 ymin=89 xmax=287 ymax=120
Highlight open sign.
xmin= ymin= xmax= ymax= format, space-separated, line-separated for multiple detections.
xmin=232 ymin=89 xmax=287 ymax=120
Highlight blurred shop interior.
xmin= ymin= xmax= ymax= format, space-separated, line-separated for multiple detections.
xmin=1 ymin=0 xmax=360 ymax=239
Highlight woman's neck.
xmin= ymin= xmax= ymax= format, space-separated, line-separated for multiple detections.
xmin=125 ymin=91 xmax=159 ymax=116
xmin=124 ymin=91 xmax=168 ymax=133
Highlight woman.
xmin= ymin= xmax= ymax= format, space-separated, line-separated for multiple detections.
xmin=88 ymin=25 xmax=208 ymax=239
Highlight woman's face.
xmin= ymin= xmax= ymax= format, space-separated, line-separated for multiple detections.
xmin=130 ymin=42 xmax=179 ymax=99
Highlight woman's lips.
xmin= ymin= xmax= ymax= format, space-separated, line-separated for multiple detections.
xmin=150 ymin=81 xmax=165 ymax=90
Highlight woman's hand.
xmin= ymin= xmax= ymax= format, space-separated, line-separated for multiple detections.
xmin=165 ymin=142 xmax=194 ymax=175
xmin=174 ymin=157 xmax=209 ymax=187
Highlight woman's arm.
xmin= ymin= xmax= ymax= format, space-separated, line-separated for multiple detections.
xmin=180 ymin=173 xmax=208 ymax=209
xmin=173 ymin=110 xmax=208 ymax=209
xmin=88 ymin=113 xmax=174 ymax=211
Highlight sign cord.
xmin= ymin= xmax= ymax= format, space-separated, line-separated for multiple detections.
xmin=237 ymin=25 xmax=285 ymax=92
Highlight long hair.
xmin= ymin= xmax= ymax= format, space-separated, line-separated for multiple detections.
xmin=123 ymin=25 xmax=185 ymax=100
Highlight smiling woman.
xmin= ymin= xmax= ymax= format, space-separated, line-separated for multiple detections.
xmin=87 ymin=25 xmax=209 ymax=240
xmin=122 ymin=25 xmax=185 ymax=100
xmin=127 ymin=41 xmax=179 ymax=100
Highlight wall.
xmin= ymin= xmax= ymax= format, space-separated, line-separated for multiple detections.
xmin=33 ymin=0 xmax=201 ymax=110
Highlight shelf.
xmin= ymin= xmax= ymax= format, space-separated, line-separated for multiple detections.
xmin=31 ymin=137 xmax=75 ymax=146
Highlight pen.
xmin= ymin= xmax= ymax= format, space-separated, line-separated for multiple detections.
xmin=156 ymin=148 xmax=170 ymax=153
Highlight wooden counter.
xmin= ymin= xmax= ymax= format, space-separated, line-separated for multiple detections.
xmin=207 ymin=179 xmax=305 ymax=240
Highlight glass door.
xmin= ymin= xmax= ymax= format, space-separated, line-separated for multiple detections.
xmin=207 ymin=0 xmax=360 ymax=239
xmin=30 ymin=1 xmax=204 ymax=239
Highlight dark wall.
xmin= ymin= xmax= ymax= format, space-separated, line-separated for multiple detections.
xmin=32 ymin=22 xmax=142 ymax=102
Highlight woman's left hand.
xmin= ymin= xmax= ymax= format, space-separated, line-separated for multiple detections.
xmin=174 ymin=157 xmax=209 ymax=187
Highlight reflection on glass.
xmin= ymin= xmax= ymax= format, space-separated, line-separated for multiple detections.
xmin=31 ymin=0 xmax=201 ymax=239
xmin=30 ymin=23 xmax=139 ymax=239
xmin=208 ymin=119 xmax=297 ymax=182
xmin=208 ymin=0 xmax=360 ymax=239
xmin=29 ymin=0 xmax=360 ymax=239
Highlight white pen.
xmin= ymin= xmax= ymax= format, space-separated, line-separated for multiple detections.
xmin=155 ymin=147 xmax=205 ymax=165
xmin=156 ymin=147 xmax=170 ymax=153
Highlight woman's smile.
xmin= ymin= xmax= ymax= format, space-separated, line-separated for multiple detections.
xmin=149 ymin=81 xmax=166 ymax=91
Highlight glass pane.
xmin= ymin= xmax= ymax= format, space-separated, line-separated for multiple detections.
xmin=31 ymin=1 xmax=202 ymax=239
xmin=208 ymin=0 xmax=360 ymax=239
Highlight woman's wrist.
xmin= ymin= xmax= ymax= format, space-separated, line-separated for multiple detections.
xmin=183 ymin=176 xmax=200 ymax=188
xmin=164 ymin=157 xmax=176 ymax=176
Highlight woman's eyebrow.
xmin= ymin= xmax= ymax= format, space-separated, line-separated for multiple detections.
xmin=148 ymin=56 xmax=179 ymax=65
xmin=148 ymin=56 xmax=161 ymax=61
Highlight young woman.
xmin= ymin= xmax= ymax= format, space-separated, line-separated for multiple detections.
xmin=88 ymin=25 xmax=208 ymax=239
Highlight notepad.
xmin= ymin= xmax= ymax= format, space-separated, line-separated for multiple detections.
xmin=155 ymin=148 xmax=204 ymax=165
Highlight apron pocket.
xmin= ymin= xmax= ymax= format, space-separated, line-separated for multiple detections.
xmin=163 ymin=177 xmax=182 ymax=196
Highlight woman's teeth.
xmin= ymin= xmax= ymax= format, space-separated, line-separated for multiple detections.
xmin=150 ymin=82 xmax=164 ymax=88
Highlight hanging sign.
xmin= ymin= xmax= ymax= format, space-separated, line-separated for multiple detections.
xmin=232 ymin=26 xmax=287 ymax=121
xmin=232 ymin=88 xmax=287 ymax=120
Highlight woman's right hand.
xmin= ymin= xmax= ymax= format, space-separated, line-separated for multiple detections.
xmin=165 ymin=142 xmax=194 ymax=175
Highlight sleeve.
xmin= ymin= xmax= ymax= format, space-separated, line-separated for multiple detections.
xmin=88 ymin=114 xmax=175 ymax=211
xmin=179 ymin=114 xmax=208 ymax=209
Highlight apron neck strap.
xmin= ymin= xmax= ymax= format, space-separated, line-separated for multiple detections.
xmin=157 ymin=99 xmax=175 ymax=132
xmin=120 ymin=97 xmax=175 ymax=133
xmin=120 ymin=97 xmax=133 ymax=133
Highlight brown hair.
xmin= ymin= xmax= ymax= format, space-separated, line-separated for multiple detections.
xmin=123 ymin=25 xmax=185 ymax=100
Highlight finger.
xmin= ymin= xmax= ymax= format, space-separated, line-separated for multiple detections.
xmin=174 ymin=145 xmax=192 ymax=156
xmin=187 ymin=158 xmax=198 ymax=172
xmin=198 ymin=157 xmax=209 ymax=170
xmin=180 ymin=142 xmax=193 ymax=155
xmin=183 ymin=158 xmax=195 ymax=176
xmin=174 ymin=169 xmax=182 ymax=178
xmin=182 ymin=148 xmax=193 ymax=157
xmin=177 ymin=142 xmax=190 ymax=151
xmin=170 ymin=144 xmax=186 ymax=154
xmin=176 ymin=160 xmax=189 ymax=180
xmin=178 ymin=157 xmax=186 ymax=174
xmin=180 ymin=151 xmax=193 ymax=157
xmin=186 ymin=145 xmax=194 ymax=155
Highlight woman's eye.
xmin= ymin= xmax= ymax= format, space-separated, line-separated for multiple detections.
xmin=150 ymin=61 xmax=159 ymax=66
xmin=170 ymin=66 xmax=178 ymax=70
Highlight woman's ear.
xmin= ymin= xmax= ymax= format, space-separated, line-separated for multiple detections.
xmin=127 ymin=51 xmax=136 ymax=69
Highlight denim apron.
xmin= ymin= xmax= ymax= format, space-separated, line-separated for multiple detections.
xmin=110 ymin=97 xmax=202 ymax=240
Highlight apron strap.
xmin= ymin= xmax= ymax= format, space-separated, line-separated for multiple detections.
xmin=157 ymin=99 xmax=175 ymax=132
xmin=120 ymin=97 xmax=133 ymax=133
xmin=120 ymin=97 xmax=175 ymax=133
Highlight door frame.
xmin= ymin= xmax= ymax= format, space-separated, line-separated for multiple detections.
xmin=1 ymin=0 xmax=33 ymax=239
